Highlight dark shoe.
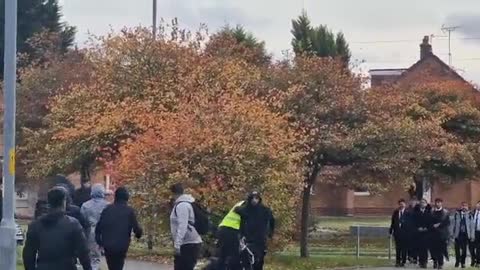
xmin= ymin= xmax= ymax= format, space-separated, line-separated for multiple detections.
xmin=462 ymin=264 xmax=466 ymax=268
xmin=419 ymin=264 xmax=427 ymax=269
xmin=455 ymin=262 xmax=460 ymax=268
xmin=395 ymin=263 xmax=401 ymax=267
xmin=433 ymin=262 xmax=438 ymax=269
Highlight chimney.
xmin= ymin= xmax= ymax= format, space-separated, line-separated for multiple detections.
xmin=420 ymin=36 xmax=432 ymax=60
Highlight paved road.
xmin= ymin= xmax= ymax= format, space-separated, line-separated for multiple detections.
xmin=100 ymin=259 xmax=171 ymax=270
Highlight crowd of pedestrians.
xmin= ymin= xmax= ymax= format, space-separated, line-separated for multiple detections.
xmin=20 ymin=178 xmax=276 ymax=270
xmin=390 ymin=197 xmax=480 ymax=269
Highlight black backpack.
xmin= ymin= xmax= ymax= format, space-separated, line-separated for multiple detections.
xmin=175 ymin=201 xmax=210 ymax=235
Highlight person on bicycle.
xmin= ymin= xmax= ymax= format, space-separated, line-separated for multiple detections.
xmin=235 ymin=191 xmax=275 ymax=270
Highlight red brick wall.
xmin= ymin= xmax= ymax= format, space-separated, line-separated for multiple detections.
xmin=353 ymin=184 xmax=410 ymax=215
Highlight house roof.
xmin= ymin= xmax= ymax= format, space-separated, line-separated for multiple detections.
xmin=395 ymin=53 xmax=471 ymax=85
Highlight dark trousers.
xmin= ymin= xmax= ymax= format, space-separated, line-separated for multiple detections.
xmin=216 ymin=227 xmax=241 ymax=270
xmin=174 ymin=243 xmax=201 ymax=270
xmin=417 ymin=232 xmax=429 ymax=267
xmin=105 ymin=250 xmax=127 ymax=270
xmin=250 ymin=244 xmax=266 ymax=270
xmin=431 ymin=235 xmax=447 ymax=267
xmin=475 ymin=231 xmax=480 ymax=265
xmin=394 ymin=234 xmax=408 ymax=265
xmin=455 ymin=234 xmax=469 ymax=265
xmin=470 ymin=240 xmax=476 ymax=265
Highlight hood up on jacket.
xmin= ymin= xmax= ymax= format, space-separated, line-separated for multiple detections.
xmin=175 ymin=194 xmax=195 ymax=204
xmin=39 ymin=210 xmax=65 ymax=228
xmin=91 ymin=184 xmax=106 ymax=199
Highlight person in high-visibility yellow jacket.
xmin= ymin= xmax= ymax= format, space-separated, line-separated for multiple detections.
xmin=216 ymin=201 xmax=245 ymax=270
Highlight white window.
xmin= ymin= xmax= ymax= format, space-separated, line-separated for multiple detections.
xmin=354 ymin=186 xmax=370 ymax=196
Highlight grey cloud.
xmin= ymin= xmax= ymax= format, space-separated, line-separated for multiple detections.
xmin=445 ymin=13 xmax=480 ymax=41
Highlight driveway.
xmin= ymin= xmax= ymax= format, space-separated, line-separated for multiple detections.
xmin=100 ymin=259 xmax=171 ymax=270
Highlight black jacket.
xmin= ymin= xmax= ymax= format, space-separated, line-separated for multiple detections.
xmin=389 ymin=208 xmax=409 ymax=236
xmin=23 ymin=210 xmax=91 ymax=270
xmin=413 ymin=205 xmax=433 ymax=234
xmin=431 ymin=208 xmax=450 ymax=240
xmin=73 ymin=186 xmax=92 ymax=208
xmin=236 ymin=203 xmax=275 ymax=246
xmin=95 ymin=201 xmax=143 ymax=253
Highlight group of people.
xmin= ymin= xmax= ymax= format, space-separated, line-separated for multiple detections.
xmin=19 ymin=178 xmax=275 ymax=270
xmin=390 ymin=197 xmax=480 ymax=269
xmin=23 ymin=181 xmax=143 ymax=270
xmin=170 ymin=183 xmax=276 ymax=270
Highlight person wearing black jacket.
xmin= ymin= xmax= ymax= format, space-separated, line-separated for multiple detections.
xmin=236 ymin=191 xmax=275 ymax=270
xmin=413 ymin=198 xmax=432 ymax=269
xmin=56 ymin=184 xmax=90 ymax=235
xmin=405 ymin=197 xmax=419 ymax=264
xmin=390 ymin=199 xmax=409 ymax=267
xmin=430 ymin=198 xmax=450 ymax=270
xmin=96 ymin=187 xmax=143 ymax=270
xmin=74 ymin=180 xmax=92 ymax=208
xmin=23 ymin=187 xmax=91 ymax=270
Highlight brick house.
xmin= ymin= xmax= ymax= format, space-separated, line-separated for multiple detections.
xmin=312 ymin=36 xmax=479 ymax=216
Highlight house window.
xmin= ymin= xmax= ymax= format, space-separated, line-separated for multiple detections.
xmin=354 ymin=186 xmax=370 ymax=196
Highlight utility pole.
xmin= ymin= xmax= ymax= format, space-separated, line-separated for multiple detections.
xmin=441 ymin=25 xmax=460 ymax=66
xmin=0 ymin=0 xmax=18 ymax=269
xmin=152 ymin=0 xmax=157 ymax=38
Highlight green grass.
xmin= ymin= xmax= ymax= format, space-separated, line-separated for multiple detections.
xmin=313 ymin=216 xmax=390 ymax=232
xmin=265 ymin=254 xmax=390 ymax=270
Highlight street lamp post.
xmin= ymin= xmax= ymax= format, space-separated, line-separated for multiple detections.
xmin=0 ymin=0 xmax=18 ymax=269
xmin=152 ymin=0 xmax=157 ymax=38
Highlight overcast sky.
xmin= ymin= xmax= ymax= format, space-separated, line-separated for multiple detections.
xmin=61 ymin=0 xmax=480 ymax=84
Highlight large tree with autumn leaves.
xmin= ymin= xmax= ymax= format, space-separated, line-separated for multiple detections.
xmin=17 ymin=23 xmax=480 ymax=257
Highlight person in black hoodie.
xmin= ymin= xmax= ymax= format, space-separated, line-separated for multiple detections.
xmin=236 ymin=191 xmax=275 ymax=270
xmin=389 ymin=199 xmax=408 ymax=267
xmin=430 ymin=198 xmax=450 ymax=270
xmin=56 ymin=184 xmax=90 ymax=235
xmin=74 ymin=179 xmax=92 ymax=208
xmin=23 ymin=187 xmax=91 ymax=270
xmin=413 ymin=198 xmax=433 ymax=269
xmin=96 ymin=187 xmax=143 ymax=270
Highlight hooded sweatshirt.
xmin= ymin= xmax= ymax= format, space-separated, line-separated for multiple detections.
xmin=23 ymin=210 xmax=92 ymax=270
xmin=81 ymin=184 xmax=109 ymax=230
xmin=236 ymin=192 xmax=275 ymax=246
xmin=170 ymin=194 xmax=203 ymax=250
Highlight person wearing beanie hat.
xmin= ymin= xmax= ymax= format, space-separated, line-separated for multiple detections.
xmin=81 ymin=184 xmax=109 ymax=270
xmin=95 ymin=186 xmax=142 ymax=270
xmin=235 ymin=191 xmax=275 ymax=270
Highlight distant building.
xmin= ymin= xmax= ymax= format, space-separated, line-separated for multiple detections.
xmin=312 ymin=36 xmax=478 ymax=216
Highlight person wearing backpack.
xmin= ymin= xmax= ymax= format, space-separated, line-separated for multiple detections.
xmin=170 ymin=183 xmax=203 ymax=270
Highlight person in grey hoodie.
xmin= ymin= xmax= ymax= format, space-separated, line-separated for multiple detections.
xmin=81 ymin=184 xmax=110 ymax=270
xmin=170 ymin=183 xmax=202 ymax=270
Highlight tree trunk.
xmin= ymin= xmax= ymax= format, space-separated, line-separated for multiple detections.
xmin=300 ymin=164 xmax=320 ymax=258
xmin=300 ymin=183 xmax=312 ymax=258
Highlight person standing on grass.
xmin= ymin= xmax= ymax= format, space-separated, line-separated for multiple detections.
xmin=81 ymin=184 xmax=110 ymax=270
xmin=170 ymin=183 xmax=203 ymax=270
xmin=451 ymin=202 xmax=474 ymax=268
xmin=413 ymin=198 xmax=432 ymax=269
xmin=216 ymin=200 xmax=246 ymax=270
xmin=390 ymin=199 xmax=409 ymax=267
xmin=23 ymin=187 xmax=91 ymax=270
xmin=96 ymin=187 xmax=143 ymax=270
xmin=235 ymin=191 xmax=275 ymax=270
xmin=430 ymin=198 xmax=450 ymax=270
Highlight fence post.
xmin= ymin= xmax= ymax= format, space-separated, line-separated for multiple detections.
xmin=388 ymin=234 xmax=392 ymax=260
xmin=356 ymin=225 xmax=360 ymax=259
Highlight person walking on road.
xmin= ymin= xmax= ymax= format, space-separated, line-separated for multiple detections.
xmin=451 ymin=202 xmax=475 ymax=268
xmin=56 ymin=183 xmax=91 ymax=235
xmin=430 ymin=198 xmax=450 ymax=270
xmin=23 ymin=187 xmax=92 ymax=270
xmin=81 ymin=184 xmax=110 ymax=270
xmin=216 ymin=200 xmax=246 ymax=270
xmin=472 ymin=201 xmax=480 ymax=267
xmin=413 ymin=198 xmax=432 ymax=269
xmin=406 ymin=197 xmax=419 ymax=265
xmin=236 ymin=191 xmax=275 ymax=270
xmin=96 ymin=186 xmax=143 ymax=270
xmin=390 ymin=199 xmax=409 ymax=267
xmin=170 ymin=183 xmax=203 ymax=270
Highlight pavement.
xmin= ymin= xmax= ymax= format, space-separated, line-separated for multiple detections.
xmin=100 ymin=259 xmax=171 ymax=270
